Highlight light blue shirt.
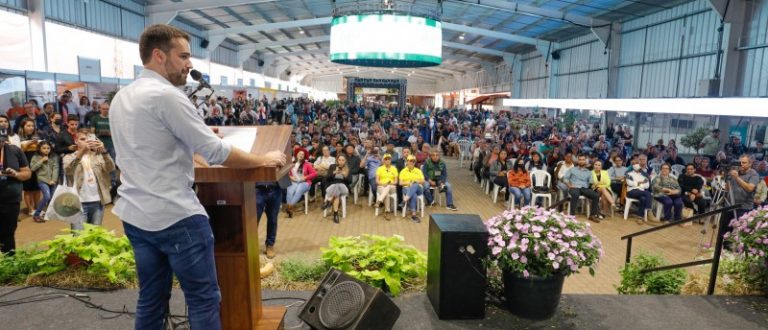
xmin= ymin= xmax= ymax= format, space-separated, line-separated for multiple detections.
xmin=110 ymin=69 xmax=232 ymax=231
xmin=564 ymin=166 xmax=594 ymax=189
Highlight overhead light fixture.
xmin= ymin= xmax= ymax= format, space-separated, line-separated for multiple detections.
xmin=459 ymin=33 xmax=465 ymax=40
xmin=299 ymin=29 xmax=305 ymax=34
xmin=500 ymin=98 xmax=768 ymax=117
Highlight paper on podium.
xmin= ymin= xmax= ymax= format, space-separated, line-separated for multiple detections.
xmin=218 ymin=127 xmax=257 ymax=152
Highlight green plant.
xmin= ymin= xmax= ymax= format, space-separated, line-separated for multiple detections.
xmin=617 ymin=253 xmax=686 ymax=295
xmin=680 ymin=127 xmax=709 ymax=154
xmin=321 ymin=235 xmax=427 ymax=296
xmin=485 ymin=207 xmax=603 ymax=278
xmin=0 ymin=250 xmax=42 ymax=284
xmin=280 ymin=257 xmax=327 ymax=282
xmin=30 ymin=224 xmax=136 ymax=284
xmin=719 ymin=252 xmax=768 ymax=295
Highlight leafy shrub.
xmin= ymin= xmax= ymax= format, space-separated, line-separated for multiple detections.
xmin=718 ymin=253 xmax=768 ymax=295
xmin=0 ymin=249 xmax=41 ymax=284
xmin=280 ymin=258 xmax=327 ymax=282
xmin=617 ymin=253 xmax=686 ymax=295
xmin=321 ymin=235 xmax=427 ymax=296
xmin=30 ymin=224 xmax=136 ymax=284
xmin=680 ymin=127 xmax=710 ymax=154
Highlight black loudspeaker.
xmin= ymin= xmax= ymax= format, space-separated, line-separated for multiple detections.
xmin=427 ymin=214 xmax=488 ymax=320
xmin=551 ymin=50 xmax=561 ymax=60
xmin=286 ymin=70 xmax=292 ymax=76
xmin=299 ymin=268 xmax=401 ymax=330
xmin=258 ymin=59 xmax=265 ymax=67
xmin=200 ymin=39 xmax=209 ymax=49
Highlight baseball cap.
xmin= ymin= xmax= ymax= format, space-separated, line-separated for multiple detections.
xmin=407 ymin=155 xmax=416 ymax=161
xmin=383 ymin=153 xmax=392 ymax=160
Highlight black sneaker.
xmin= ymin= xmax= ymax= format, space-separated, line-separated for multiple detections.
xmin=333 ymin=212 xmax=340 ymax=224
xmin=447 ymin=204 xmax=458 ymax=211
xmin=411 ymin=215 xmax=421 ymax=223
xmin=322 ymin=201 xmax=331 ymax=210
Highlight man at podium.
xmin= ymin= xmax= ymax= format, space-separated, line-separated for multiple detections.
xmin=110 ymin=24 xmax=286 ymax=330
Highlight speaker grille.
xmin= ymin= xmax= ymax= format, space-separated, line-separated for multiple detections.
xmin=319 ymin=281 xmax=365 ymax=329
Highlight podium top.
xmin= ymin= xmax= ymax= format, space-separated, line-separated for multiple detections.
xmin=429 ymin=214 xmax=488 ymax=233
xmin=194 ymin=125 xmax=293 ymax=183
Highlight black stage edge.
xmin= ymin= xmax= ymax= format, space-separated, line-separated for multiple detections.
xmin=0 ymin=287 xmax=766 ymax=329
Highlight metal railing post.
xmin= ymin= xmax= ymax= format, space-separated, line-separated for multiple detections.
xmin=625 ymin=237 xmax=633 ymax=264
xmin=708 ymin=208 xmax=732 ymax=295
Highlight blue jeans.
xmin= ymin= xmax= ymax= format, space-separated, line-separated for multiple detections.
xmin=403 ymin=183 xmax=424 ymax=211
xmin=256 ymin=186 xmax=282 ymax=247
xmin=627 ymin=189 xmax=653 ymax=217
xmin=35 ymin=182 xmax=55 ymax=216
xmin=286 ymin=182 xmax=310 ymax=206
xmin=123 ymin=215 xmax=221 ymax=330
xmin=655 ymin=195 xmax=683 ymax=221
xmin=423 ymin=181 xmax=454 ymax=205
xmin=509 ymin=187 xmax=532 ymax=206
xmin=71 ymin=202 xmax=104 ymax=230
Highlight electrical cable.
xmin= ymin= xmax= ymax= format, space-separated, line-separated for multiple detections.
xmin=0 ymin=288 xmax=310 ymax=329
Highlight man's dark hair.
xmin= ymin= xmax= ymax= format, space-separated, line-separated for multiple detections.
xmin=67 ymin=114 xmax=79 ymax=122
xmin=139 ymin=24 xmax=191 ymax=64
xmin=712 ymin=129 xmax=720 ymax=133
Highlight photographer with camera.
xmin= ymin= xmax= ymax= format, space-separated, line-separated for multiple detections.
xmin=725 ymin=155 xmax=760 ymax=219
xmin=0 ymin=128 xmax=32 ymax=255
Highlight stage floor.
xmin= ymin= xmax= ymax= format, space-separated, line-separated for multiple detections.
xmin=14 ymin=157 xmax=720 ymax=294
xmin=0 ymin=287 xmax=765 ymax=330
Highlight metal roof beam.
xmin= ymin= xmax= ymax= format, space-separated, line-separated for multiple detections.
xmin=146 ymin=0 xmax=280 ymax=15
xmin=209 ymin=16 xmax=547 ymax=47
xmin=456 ymin=0 xmax=610 ymax=27
xmin=239 ymin=35 xmax=330 ymax=52
xmin=443 ymin=41 xmax=514 ymax=57
xmin=207 ymin=17 xmax=331 ymax=37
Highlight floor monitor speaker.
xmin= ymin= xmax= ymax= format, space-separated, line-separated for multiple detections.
xmin=299 ymin=268 xmax=401 ymax=330
xmin=427 ymin=214 xmax=488 ymax=319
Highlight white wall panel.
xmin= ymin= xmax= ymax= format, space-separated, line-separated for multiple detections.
xmin=740 ymin=0 xmax=768 ymax=97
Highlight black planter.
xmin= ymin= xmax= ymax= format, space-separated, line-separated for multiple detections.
xmin=502 ymin=269 xmax=565 ymax=320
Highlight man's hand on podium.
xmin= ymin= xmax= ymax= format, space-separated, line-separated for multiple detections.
xmin=262 ymin=150 xmax=287 ymax=167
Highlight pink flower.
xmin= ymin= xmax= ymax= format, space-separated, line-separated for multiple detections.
xmin=547 ymin=252 xmax=556 ymax=261
xmin=492 ymin=247 xmax=502 ymax=256
xmin=523 ymin=270 xmax=530 ymax=278
xmin=520 ymin=256 xmax=528 ymax=264
xmin=511 ymin=253 xmax=519 ymax=260
xmin=553 ymin=262 xmax=560 ymax=269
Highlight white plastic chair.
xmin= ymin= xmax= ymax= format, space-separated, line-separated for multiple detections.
xmin=304 ymin=192 xmax=310 ymax=215
xmin=671 ymin=164 xmax=685 ymax=177
xmin=529 ymin=170 xmax=552 ymax=208
xmin=374 ymin=191 xmax=398 ymax=216
xmin=458 ymin=139 xmax=472 ymax=168
xmin=566 ymin=196 xmax=591 ymax=217
xmin=401 ymin=195 xmax=425 ymax=218
xmin=428 ymin=186 xmax=443 ymax=206
xmin=623 ymin=197 xmax=648 ymax=221
xmin=353 ymin=174 xmax=364 ymax=205
xmin=491 ymin=183 xmax=507 ymax=204
xmin=323 ymin=195 xmax=347 ymax=218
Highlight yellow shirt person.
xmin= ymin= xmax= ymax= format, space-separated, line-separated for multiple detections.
xmin=399 ymin=155 xmax=425 ymax=186
xmin=376 ymin=157 xmax=399 ymax=185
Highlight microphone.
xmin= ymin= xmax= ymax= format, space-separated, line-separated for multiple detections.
xmin=190 ymin=69 xmax=211 ymax=89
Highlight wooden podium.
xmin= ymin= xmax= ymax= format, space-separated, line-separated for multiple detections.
xmin=194 ymin=126 xmax=292 ymax=329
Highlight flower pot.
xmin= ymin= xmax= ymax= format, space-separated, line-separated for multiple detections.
xmin=502 ymin=269 xmax=565 ymax=320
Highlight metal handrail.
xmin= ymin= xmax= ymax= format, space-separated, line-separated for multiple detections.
xmin=620 ymin=204 xmax=742 ymax=240
xmin=621 ymin=204 xmax=744 ymax=295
